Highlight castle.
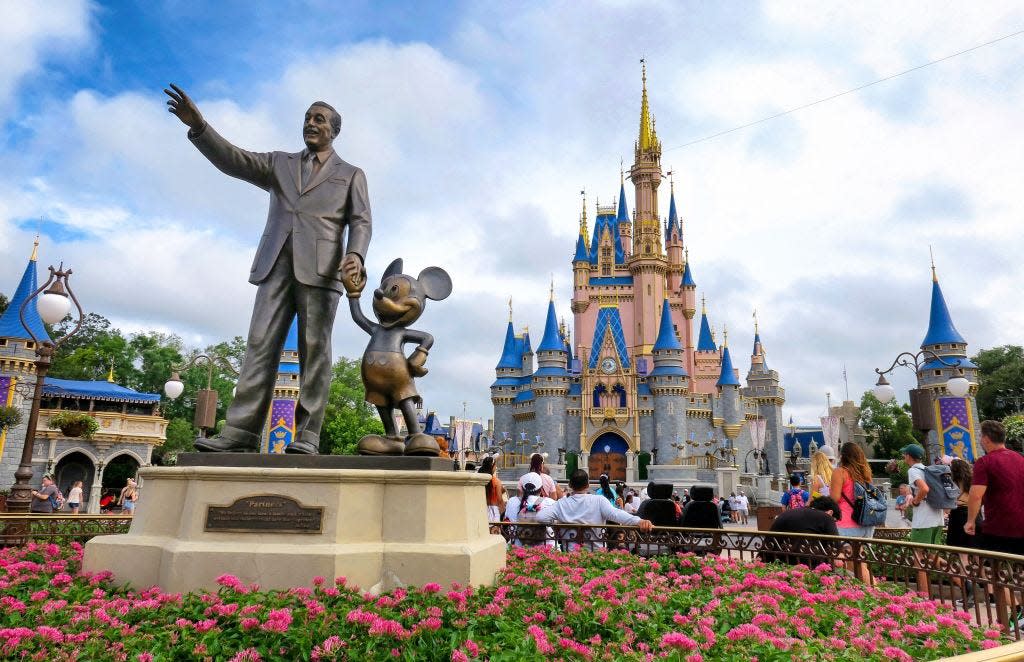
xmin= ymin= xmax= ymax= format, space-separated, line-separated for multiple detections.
xmin=490 ymin=66 xmax=786 ymax=483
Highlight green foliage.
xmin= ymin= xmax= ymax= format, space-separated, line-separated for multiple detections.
xmin=152 ymin=418 xmax=197 ymax=465
xmin=0 ymin=292 xmax=8 ymax=316
xmin=1004 ymin=414 xmax=1024 ymax=445
xmin=320 ymin=356 xmax=383 ymax=455
xmin=0 ymin=405 xmax=22 ymax=431
xmin=47 ymin=411 xmax=99 ymax=439
xmin=859 ymin=391 xmax=921 ymax=459
xmin=973 ymin=345 xmax=1024 ymax=419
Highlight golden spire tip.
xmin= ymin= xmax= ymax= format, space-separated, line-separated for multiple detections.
xmin=929 ymin=245 xmax=937 ymax=282
xmin=508 ymin=296 xmax=513 ymax=322
xmin=30 ymin=235 xmax=39 ymax=262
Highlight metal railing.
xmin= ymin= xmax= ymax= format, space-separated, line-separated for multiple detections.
xmin=0 ymin=514 xmax=132 ymax=546
xmin=494 ymin=522 xmax=1024 ymax=641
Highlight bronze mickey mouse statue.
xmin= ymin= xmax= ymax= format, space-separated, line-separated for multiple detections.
xmin=342 ymin=258 xmax=452 ymax=456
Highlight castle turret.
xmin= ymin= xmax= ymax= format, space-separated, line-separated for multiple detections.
xmin=0 ymin=241 xmax=48 ymax=485
xmin=533 ymin=294 xmax=570 ymax=448
xmin=691 ymin=295 xmax=722 ymax=394
xmin=491 ymin=306 xmax=522 ymax=441
xmin=916 ymin=259 xmax=980 ymax=461
xmin=264 ymin=316 xmax=300 ymax=453
xmin=617 ymin=174 xmax=632 ymax=257
xmin=665 ymin=176 xmax=684 ymax=290
xmin=716 ymin=329 xmax=743 ymax=441
xmin=628 ymin=62 xmax=668 ymax=362
xmin=573 ymin=193 xmax=591 ymax=291
xmin=649 ymin=298 xmax=688 ymax=462
xmin=742 ymin=317 xmax=786 ymax=475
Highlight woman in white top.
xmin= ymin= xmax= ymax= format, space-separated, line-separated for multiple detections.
xmin=809 ymin=450 xmax=833 ymax=498
xmin=67 ymin=480 xmax=84 ymax=514
xmin=505 ymin=472 xmax=556 ymax=547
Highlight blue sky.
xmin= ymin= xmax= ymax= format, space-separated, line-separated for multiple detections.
xmin=1 ymin=1 xmax=1022 ymax=428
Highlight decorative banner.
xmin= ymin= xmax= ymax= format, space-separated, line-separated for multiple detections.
xmin=935 ymin=397 xmax=978 ymax=462
xmin=750 ymin=418 xmax=767 ymax=451
xmin=266 ymin=398 xmax=297 ymax=454
xmin=820 ymin=416 xmax=840 ymax=455
xmin=0 ymin=376 xmax=14 ymax=459
xmin=456 ymin=420 xmax=474 ymax=453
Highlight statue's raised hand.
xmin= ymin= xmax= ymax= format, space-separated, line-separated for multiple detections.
xmin=164 ymin=84 xmax=204 ymax=130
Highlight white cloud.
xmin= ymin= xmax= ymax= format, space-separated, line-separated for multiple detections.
xmin=0 ymin=1 xmax=92 ymax=117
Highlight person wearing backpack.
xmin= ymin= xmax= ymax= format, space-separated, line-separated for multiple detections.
xmin=780 ymin=474 xmax=810 ymax=509
xmin=903 ymin=444 xmax=948 ymax=545
xmin=831 ymin=442 xmax=879 ymax=538
xmin=29 ymin=475 xmax=59 ymax=514
xmin=504 ymin=472 xmax=556 ymax=547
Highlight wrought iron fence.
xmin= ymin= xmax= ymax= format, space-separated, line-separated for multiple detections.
xmin=495 ymin=522 xmax=1024 ymax=641
xmin=0 ymin=514 xmax=132 ymax=546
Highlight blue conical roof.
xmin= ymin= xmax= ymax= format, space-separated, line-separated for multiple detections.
xmin=573 ymin=233 xmax=589 ymax=262
xmin=921 ymin=276 xmax=965 ymax=347
xmin=665 ymin=189 xmax=678 ymax=242
xmin=537 ymin=299 xmax=564 ymax=352
xmin=0 ymin=255 xmax=50 ymax=342
xmin=696 ymin=311 xmax=716 ymax=352
xmin=496 ymin=321 xmax=519 ymax=369
xmin=681 ymin=261 xmax=695 ymax=288
xmin=752 ymin=332 xmax=762 ymax=356
xmin=717 ymin=345 xmax=741 ymax=387
xmin=653 ymin=299 xmax=681 ymax=351
xmin=283 ymin=316 xmax=299 ymax=352
xmin=616 ymin=180 xmax=629 ymax=224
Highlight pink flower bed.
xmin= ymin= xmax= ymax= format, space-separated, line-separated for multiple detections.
xmin=0 ymin=542 xmax=1006 ymax=660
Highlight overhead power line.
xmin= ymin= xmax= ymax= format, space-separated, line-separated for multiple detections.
xmin=665 ymin=28 xmax=1024 ymax=151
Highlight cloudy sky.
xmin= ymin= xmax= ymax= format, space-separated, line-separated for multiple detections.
xmin=1 ymin=1 xmax=1021 ymax=427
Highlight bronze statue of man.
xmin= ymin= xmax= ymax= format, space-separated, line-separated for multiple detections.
xmin=165 ymin=84 xmax=371 ymax=454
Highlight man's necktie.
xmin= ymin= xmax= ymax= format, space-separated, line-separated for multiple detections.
xmin=301 ymin=152 xmax=321 ymax=189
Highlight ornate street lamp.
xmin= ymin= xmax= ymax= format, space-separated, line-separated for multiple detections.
xmin=164 ymin=354 xmax=239 ymax=439
xmin=7 ymin=265 xmax=86 ymax=513
xmin=873 ymin=349 xmax=970 ymax=404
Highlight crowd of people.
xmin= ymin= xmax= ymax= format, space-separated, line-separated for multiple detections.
xmin=28 ymin=475 xmax=139 ymax=515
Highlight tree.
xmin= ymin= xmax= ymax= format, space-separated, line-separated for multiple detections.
xmin=859 ymin=391 xmax=921 ymax=459
xmin=319 ymin=356 xmax=383 ymax=455
xmin=0 ymin=292 xmax=8 ymax=316
xmin=973 ymin=345 xmax=1024 ymax=419
xmin=153 ymin=418 xmax=197 ymax=465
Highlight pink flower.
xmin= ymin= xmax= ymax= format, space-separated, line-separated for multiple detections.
xmin=262 ymin=608 xmax=293 ymax=633
xmin=661 ymin=632 xmax=699 ymax=650
xmin=451 ymin=651 xmax=469 ymax=662
xmin=137 ymin=654 xmax=154 ymax=662
xmin=422 ymin=582 xmax=443 ymax=593
xmin=228 ymin=648 xmax=263 ymax=662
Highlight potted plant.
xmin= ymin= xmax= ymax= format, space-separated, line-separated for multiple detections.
xmin=48 ymin=411 xmax=100 ymax=439
xmin=0 ymin=405 xmax=22 ymax=432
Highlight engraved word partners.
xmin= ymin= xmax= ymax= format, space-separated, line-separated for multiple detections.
xmin=204 ymin=495 xmax=323 ymax=533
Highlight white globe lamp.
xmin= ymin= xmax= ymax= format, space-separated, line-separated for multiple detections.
xmin=946 ymin=374 xmax=970 ymax=398
xmin=37 ymin=291 xmax=71 ymax=325
xmin=873 ymin=375 xmax=896 ymax=404
xmin=164 ymin=372 xmax=185 ymax=399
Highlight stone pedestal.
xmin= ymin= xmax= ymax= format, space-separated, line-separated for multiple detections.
xmin=716 ymin=466 xmax=739 ymax=498
xmin=82 ymin=459 xmax=506 ymax=595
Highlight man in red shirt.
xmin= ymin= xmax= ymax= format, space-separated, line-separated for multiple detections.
xmin=965 ymin=420 xmax=1024 ymax=554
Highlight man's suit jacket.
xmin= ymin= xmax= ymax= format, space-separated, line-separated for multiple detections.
xmin=190 ymin=124 xmax=372 ymax=293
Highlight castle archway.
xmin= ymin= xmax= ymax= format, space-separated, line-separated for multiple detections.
xmin=587 ymin=431 xmax=629 ymax=482
xmin=54 ymin=451 xmax=94 ymax=509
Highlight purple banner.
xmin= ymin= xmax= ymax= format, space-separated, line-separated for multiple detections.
xmin=936 ymin=397 xmax=976 ymax=462
xmin=266 ymin=398 xmax=296 ymax=454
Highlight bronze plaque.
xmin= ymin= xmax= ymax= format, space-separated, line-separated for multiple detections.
xmin=205 ymin=495 xmax=324 ymax=534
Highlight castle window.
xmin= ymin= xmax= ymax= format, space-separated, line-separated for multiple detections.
xmin=934 ymin=370 xmax=942 ymax=376
xmin=25 ymin=341 xmax=34 ymax=349
xmin=0 ymin=339 xmax=6 ymax=346
xmin=291 ymin=375 xmax=298 ymax=381
xmin=601 ymin=266 xmax=611 ymax=276
xmin=647 ymin=284 xmax=651 ymax=296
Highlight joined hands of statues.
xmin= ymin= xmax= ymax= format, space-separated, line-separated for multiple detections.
xmin=341 ymin=254 xmax=366 ymax=298
xmin=164 ymin=83 xmax=204 ymax=130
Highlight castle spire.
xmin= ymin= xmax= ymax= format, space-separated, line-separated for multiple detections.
xmin=638 ymin=59 xmax=654 ymax=152
xmin=0 ymin=241 xmax=51 ymax=342
xmin=666 ymin=171 xmax=679 ymax=241
xmin=696 ymin=296 xmax=716 ymax=352
xmin=653 ymin=298 xmax=682 ymax=351
xmin=30 ymin=235 xmax=39 ymax=262
xmin=717 ymin=341 xmax=741 ymax=387
xmin=496 ymin=318 xmax=518 ymax=369
xmin=537 ymin=297 xmax=564 ymax=353
xmin=921 ymin=256 xmax=965 ymax=348
xmin=616 ymin=172 xmax=629 ymax=224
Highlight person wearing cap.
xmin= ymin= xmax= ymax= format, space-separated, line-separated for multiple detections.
xmin=903 ymin=443 xmax=944 ymax=545
xmin=505 ymin=472 xmax=557 ymax=547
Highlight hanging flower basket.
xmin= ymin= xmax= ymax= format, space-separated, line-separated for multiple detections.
xmin=48 ymin=412 xmax=100 ymax=440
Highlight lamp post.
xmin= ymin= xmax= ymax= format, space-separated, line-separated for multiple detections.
xmin=7 ymin=264 xmax=86 ymax=513
xmin=164 ymin=354 xmax=239 ymax=440
xmin=670 ymin=440 xmax=685 ymax=464
xmin=873 ymin=349 xmax=971 ymax=458
xmin=603 ymin=443 xmax=611 ymax=476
